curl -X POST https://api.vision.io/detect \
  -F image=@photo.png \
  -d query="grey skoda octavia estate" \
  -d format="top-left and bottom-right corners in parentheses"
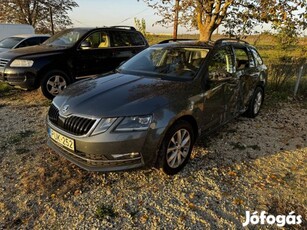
top-left (47, 39), bottom-right (267, 175)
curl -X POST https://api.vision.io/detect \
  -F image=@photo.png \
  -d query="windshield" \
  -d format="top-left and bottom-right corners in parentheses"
top-left (43, 28), bottom-right (89, 47)
top-left (119, 46), bottom-right (209, 80)
top-left (0, 37), bottom-right (23, 49)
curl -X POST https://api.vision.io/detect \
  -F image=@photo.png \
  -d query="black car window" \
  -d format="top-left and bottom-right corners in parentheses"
top-left (111, 31), bottom-right (132, 47)
top-left (83, 31), bottom-right (110, 49)
top-left (129, 32), bottom-right (146, 46)
top-left (39, 36), bottom-right (49, 44)
top-left (110, 31), bottom-right (145, 47)
top-left (234, 47), bottom-right (249, 70)
top-left (17, 37), bottom-right (41, 48)
top-left (208, 46), bottom-right (234, 80)
top-left (250, 48), bottom-right (263, 66)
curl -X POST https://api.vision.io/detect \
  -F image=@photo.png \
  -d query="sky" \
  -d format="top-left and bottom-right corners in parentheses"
top-left (68, 0), bottom-right (198, 34)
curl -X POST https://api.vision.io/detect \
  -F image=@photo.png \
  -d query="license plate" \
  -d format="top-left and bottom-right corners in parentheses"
top-left (49, 128), bottom-right (75, 151)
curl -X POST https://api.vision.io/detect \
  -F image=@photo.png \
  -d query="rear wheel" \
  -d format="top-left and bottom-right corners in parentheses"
top-left (245, 87), bottom-right (264, 118)
top-left (157, 121), bottom-right (194, 175)
top-left (40, 70), bottom-right (70, 99)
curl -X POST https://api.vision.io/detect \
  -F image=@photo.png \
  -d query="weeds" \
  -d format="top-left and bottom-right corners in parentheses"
top-left (7, 130), bottom-right (35, 145)
top-left (0, 82), bottom-right (14, 96)
top-left (96, 204), bottom-right (117, 220)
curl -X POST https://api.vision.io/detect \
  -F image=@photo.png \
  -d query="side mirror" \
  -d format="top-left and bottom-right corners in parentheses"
top-left (80, 41), bottom-right (91, 50)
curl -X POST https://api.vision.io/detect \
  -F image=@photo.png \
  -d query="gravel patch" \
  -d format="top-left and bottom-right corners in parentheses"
top-left (0, 90), bottom-right (306, 229)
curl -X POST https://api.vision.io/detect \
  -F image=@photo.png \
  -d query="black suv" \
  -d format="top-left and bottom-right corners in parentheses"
top-left (0, 26), bottom-right (148, 99)
top-left (46, 38), bottom-right (267, 174)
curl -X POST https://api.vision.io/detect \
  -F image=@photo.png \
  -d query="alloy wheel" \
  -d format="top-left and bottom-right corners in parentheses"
top-left (166, 128), bottom-right (191, 168)
top-left (253, 91), bottom-right (262, 115)
top-left (46, 75), bottom-right (67, 95)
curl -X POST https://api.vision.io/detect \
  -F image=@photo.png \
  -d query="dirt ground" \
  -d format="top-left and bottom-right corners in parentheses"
top-left (0, 89), bottom-right (306, 229)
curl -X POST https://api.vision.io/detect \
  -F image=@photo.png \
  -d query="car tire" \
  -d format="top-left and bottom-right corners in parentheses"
top-left (40, 70), bottom-right (70, 99)
top-left (245, 87), bottom-right (264, 118)
top-left (157, 120), bottom-right (195, 175)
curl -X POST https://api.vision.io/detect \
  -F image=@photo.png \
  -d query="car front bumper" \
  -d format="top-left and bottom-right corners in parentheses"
top-left (0, 66), bottom-right (37, 89)
top-left (47, 121), bottom-right (149, 172)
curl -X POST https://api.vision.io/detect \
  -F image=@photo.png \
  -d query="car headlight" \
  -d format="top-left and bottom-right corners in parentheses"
top-left (115, 115), bottom-right (152, 132)
top-left (10, 59), bottom-right (34, 67)
top-left (92, 118), bottom-right (117, 135)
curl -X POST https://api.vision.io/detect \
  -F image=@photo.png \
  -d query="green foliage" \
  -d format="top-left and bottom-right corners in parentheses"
top-left (275, 26), bottom-right (299, 49)
top-left (0, 82), bottom-right (13, 96)
top-left (96, 204), bottom-right (117, 220)
top-left (134, 17), bottom-right (147, 37)
top-left (0, 0), bottom-right (79, 33)
top-left (141, 0), bottom-right (306, 41)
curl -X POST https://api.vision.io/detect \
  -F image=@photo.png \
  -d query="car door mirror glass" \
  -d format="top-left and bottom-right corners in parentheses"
top-left (80, 41), bottom-right (91, 49)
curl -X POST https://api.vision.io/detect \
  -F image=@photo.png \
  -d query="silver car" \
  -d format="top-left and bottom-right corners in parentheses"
top-left (0, 34), bottom-right (50, 53)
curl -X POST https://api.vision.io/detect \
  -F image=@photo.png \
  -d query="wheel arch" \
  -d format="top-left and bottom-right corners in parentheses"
top-left (154, 114), bottom-right (199, 167)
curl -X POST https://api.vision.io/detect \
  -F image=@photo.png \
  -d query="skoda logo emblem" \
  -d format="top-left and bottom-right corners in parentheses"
top-left (62, 105), bottom-right (69, 114)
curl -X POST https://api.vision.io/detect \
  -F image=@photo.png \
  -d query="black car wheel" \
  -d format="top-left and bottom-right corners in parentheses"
top-left (40, 70), bottom-right (70, 99)
top-left (245, 87), bottom-right (264, 118)
top-left (158, 121), bottom-right (194, 175)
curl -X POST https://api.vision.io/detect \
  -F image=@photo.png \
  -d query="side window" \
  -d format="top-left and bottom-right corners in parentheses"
top-left (111, 31), bottom-right (132, 47)
top-left (16, 40), bottom-right (28, 48)
top-left (83, 31), bottom-right (110, 49)
top-left (40, 37), bottom-right (49, 44)
top-left (208, 46), bottom-right (234, 80)
top-left (16, 37), bottom-right (41, 48)
top-left (251, 48), bottom-right (263, 66)
top-left (129, 32), bottom-right (145, 46)
top-left (234, 48), bottom-right (249, 70)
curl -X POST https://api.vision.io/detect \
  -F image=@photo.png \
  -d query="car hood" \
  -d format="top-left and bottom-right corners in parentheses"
top-left (0, 48), bottom-right (10, 53)
top-left (0, 44), bottom-right (65, 59)
top-left (53, 73), bottom-right (199, 118)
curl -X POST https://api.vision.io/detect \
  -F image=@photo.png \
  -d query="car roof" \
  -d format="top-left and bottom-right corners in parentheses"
top-left (10, 34), bottom-right (50, 39)
top-left (153, 40), bottom-right (214, 49)
top-left (153, 38), bottom-right (254, 49)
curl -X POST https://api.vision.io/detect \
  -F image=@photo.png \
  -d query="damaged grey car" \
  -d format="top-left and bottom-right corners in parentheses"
top-left (46, 39), bottom-right (267, 175)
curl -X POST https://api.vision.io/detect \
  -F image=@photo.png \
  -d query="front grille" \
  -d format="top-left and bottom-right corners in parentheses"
top-left (48, 104), bottom-right (97, 136)
top-left (0, 58), bottom-right (9, 67)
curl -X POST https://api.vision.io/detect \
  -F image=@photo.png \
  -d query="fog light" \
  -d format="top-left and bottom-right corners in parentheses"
top-left (112, 152), bottom-right (140, 159)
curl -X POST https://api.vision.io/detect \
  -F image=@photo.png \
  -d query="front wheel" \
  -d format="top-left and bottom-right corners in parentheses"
top-left (157, 121), bottom-right (195, 175)
top-left (40, 70), bottom-right (70, 99)
top-left (245, 87), bottom-right (264, 118)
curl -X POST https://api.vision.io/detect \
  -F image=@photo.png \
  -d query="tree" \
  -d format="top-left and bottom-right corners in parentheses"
top-left (0, 0), bottom-right (78, 34)
top-left (142, 0), bottom-right (306, 41)
top-left (134, 17), bottom-right (147, 37)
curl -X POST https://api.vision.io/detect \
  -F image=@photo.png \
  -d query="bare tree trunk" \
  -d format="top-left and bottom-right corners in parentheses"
top-left (198, 24), bottom-right (214, 41)
top-left (173, 0), bottom-right (180, 40)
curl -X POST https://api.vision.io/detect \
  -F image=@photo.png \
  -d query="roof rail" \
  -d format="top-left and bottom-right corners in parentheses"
top-left (158, 39), bottom-right (196, 44)
top-left (109, 26), bottom-right (136, 31)
top-left (214, 38), bottom-right (249, 45)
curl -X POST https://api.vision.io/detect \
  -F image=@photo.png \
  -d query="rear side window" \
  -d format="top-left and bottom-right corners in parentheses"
top-left (111, 31), bottom-right (145, 47)
top-left (251, 48), bottom-right (263, 66)
top-left (208, 46), bottom-right (235, 77)
top-left (16, 37), bottom-right (41, 48)
top-left (129, 32), bottom-right (146, 46)
top-left (234, 48), bottom-right (249, 70)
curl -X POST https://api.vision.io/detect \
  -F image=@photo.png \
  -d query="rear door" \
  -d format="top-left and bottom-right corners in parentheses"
top-left (233, 45), bottom-right (258, 110)
top-left (109, 30), bottom-right (147, 69)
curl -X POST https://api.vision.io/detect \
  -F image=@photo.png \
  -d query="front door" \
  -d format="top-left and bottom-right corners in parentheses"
top-left (75, 31), bottom-right (113, 77)
top-left (201, 45), bottom-right (238, 131)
